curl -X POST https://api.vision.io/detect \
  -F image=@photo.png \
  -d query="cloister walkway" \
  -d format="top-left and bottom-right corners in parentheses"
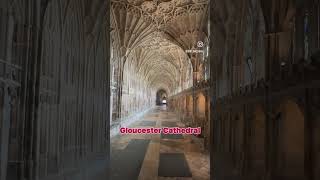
top-left (110, 106), bottom-right (210, 180)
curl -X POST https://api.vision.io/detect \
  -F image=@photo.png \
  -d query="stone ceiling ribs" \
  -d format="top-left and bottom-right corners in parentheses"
top-left (111, 0), bottom-right (208, 94)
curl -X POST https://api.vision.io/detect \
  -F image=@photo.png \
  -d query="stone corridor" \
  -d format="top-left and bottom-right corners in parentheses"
top-left (111, 106), bottom-right (209, 180)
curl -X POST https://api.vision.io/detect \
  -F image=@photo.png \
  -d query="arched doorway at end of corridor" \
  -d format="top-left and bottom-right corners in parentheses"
top-left (156, 89), bottom-right (168, 106)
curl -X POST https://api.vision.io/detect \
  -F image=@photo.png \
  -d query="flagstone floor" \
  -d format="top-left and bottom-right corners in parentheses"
top-left (111, 106), bottom-right (210, 180)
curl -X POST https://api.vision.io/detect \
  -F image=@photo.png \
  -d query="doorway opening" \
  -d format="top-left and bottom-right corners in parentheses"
top-left (156, 89), bottom-right (168, 106)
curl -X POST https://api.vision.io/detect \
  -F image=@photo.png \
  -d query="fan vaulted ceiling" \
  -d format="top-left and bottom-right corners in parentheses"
top-left (111, 0), bottom-right (208, 94)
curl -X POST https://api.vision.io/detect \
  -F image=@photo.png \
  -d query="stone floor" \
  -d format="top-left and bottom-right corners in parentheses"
top-left (111, 106), bottom-right (210, 180)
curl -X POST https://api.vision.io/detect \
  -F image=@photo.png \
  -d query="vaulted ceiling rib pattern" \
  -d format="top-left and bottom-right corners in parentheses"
top-left (111, 1), bottom-right (156, 59)
top-left (111, 0), bottom-right (208, 94)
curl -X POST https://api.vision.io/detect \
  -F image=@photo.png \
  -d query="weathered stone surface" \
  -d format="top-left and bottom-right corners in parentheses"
top-left (1, 0), bottom-right (320, 180)
top-left (0, 0), bottom-right (109, 179)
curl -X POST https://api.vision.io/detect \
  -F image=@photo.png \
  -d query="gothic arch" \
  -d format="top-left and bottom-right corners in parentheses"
top-left (196, 92), bottom-right (206, 116)
top-left (276, 99), bottom-right (305, 178)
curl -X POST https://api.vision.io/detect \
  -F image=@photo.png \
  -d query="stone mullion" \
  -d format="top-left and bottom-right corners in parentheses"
top-left (90, 86), bottom-right (94, 155)
top-left (252, 20), bottom-right (258, 82)
top-left (242, 105), bottom-right (252, 177)
top-left (0, 12), bottom-right (15, 180)
top-left (81, 41), bottom-right (85, 158)
top-left (96, 55), bottom-right (104, 153)
top-left (89, 57), bottom-right (93, 154)
top-left (192, 56), bottom-right (197, 126)
top-left (0, 17), bottom-right (31, 178)
top-left (186, 96), bottom-right (189, 120)
top-left (68, 90), bottom-right (72, 165)
top-left (204, 91), bottom-right (209, 147)
top-left (239, 1), bottom-right (247, 88)
top-left (74, 94), bottom-right (78, 162)
top-left (181, 97), bottom-right (184, 122)
top-left (44, 91), bottom-right (49, 177)
top-left (229, 25), bottom-right (235, 94)
top-left (226, 114), bottom-right (230, 153)
top-left (230, 35), bottom-right (236, 95)
top-left (20, 1), bottom-right (45, 177)
top-left (93, 84), bottom-right (97, 154)
top-left (67, 98), bottom-right (71, 165)
top-left (59, 98), bottom-right (65, 168)
top-left (249, 105), bottom-right (257, 175)
top-left (235, 113), bottom-right (242, 172)
top-left (179, 97), bottom-right (182, 119)
top-left (252, 7), bottom-right (261, 82)
top-left (116, 58), bottom-right (125, 120)
top-left (76, 47), bottom-right (83, 162)
top-left (56, 34), bottom-right (62, 170)
top-left (68, 68), bottom-right (73, 166)
top-left (16, 22), bottom-right (33, 179)
top-left (63, 54), bottom-right (69, 167)
top-left (13, 24), bottom-right (29, 177)
top-left (86, 55), bottom-right (90, 155)
top-left (77, 43), bottom-right (83, 161)
top-left (52, 56), bottom-right (58, 173)
top-left (101, 45), bottom-right (106, 151)
top-left (80, 48), bottom-right (87, 159)
top-left (76, 40), bottom-right (82, 160)
top-left (307, 1), bottom-right (320, 54)
top-left (184, 96), bottom-right (187, 120)
top-left (192, 94), bottom-right (196, 126)
top-left (264, 30), bottom-right (274, 180)
top-left (84, 52), bottom-right (90, 158)
top-left (74, 55), bottom-right (79, 163)
top-left (90, 86), bottom-right (94, 154)
top-left (103, 53), bottom-right (108, 153)
top-left (111, 60), bottom-right (119, 121)
top-left (233, 113), bottom-right (239, 166)
top-left (225, 33), bottom-right (232, 95)
top-left (229, 113), bottom-right (234, 163)
top-left (222, 114), bottom-right (226, 153)
top-left (93, 84), bottom-right (97, 153)
top-left (39, 30), bottom-right (56, 177)
top-left (97, 55), bottom-right (101, 153)
top-left (95, 93), bottom-right (99, 153)
top-left (104, 40), bottom-right (109, 152)
top-left (229, 112), bottom-right (233, 154)
top-left (318, 0), bottom-right (320, 49)
top-left (62, 77), bottom-right (68, 170)
top-left (84, 86), bottom-right (91, 156)
top-left (72, 95), bottom-right (76, 167)
top-left (219, 115), bottom-right (224, 151)
top-left (95, 54), bottom-right (99, 153)
top-left (90, 65), bottom-right (99, 153)
top-left (234, 29), bottom-right (241, 91)
top-left (91, 89), bottom-right (95, 153)
top-left (50, 80), bottom-right (58, 176)
top-left (72, 64), bottom-right (76, 161)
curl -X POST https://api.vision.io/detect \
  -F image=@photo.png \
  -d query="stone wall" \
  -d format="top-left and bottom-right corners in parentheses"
top-left (209, 0), bottom-right (320, 179)
top-left (168, 82), bottom-right (211, 149)
top-left (0, 0), bottom-right (110, 179)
